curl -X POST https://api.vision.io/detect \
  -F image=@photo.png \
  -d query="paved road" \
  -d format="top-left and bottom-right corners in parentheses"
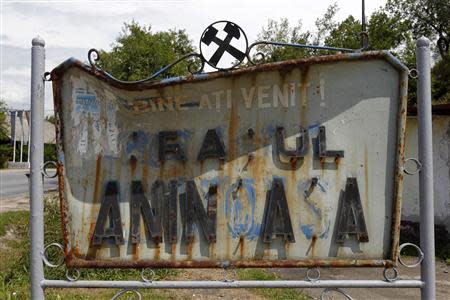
top-left (0, 169), bottom-right (58, 199)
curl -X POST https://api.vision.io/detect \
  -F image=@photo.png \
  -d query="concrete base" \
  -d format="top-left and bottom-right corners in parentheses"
top-left (7, 161), bottom-right (30, 169)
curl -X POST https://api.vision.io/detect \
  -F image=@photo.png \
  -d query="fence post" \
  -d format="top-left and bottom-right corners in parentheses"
top-left (416, 37), bottom-right (436, 300)
top-left (30, 36), bottom-right (46, 299)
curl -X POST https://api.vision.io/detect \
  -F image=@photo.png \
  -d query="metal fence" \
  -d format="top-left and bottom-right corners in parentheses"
top-left (28, 36), bottom-right (436, 299)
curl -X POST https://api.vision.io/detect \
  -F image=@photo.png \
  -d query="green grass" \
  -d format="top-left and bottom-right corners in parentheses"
top-left (0, 196), bottom-right (175, 299)
top-left (0, 210), bottom-right (29, 236)
top-left (237, 269), bottom-right (311, 300)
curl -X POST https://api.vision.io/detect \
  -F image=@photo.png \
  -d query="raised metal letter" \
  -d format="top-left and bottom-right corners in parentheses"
top-left (197, 129), bottom-right (226, 161)
top-left (159, 131), bottom-right (187, 162)
top-left (130, 181), bottom-right (162, 244)
top-left (92, 181), bottom-right (124, 245)
top-left (275, 126), bottom-right (309, 159)
top-left (262, 178), bottom-right (295, 243)
top-left (180, 181), bottom-right (217, 243)
top-left (318, 126), bottom-right (344, 158)
top-left (336, 178), bottom-right (369, 243)
top-left (162, 180), bottom-right (178, 244)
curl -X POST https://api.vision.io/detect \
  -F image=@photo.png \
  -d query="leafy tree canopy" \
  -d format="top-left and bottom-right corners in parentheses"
top-left (99, 3), bottom-right (448, 104)
top-left (387, 0), bottom-right (450, 58)
top-left (98, 21), bottom-right (198, 81)
top-left (0, 100), bottom-right (9, 142)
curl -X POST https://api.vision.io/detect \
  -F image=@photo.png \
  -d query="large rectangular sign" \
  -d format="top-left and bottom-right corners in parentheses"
top-left (52, 52), bottom-right (408, 268)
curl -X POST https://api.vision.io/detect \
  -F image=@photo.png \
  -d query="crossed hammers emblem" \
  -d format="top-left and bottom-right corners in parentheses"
top-left (201, 22), bottom-right (247, 68)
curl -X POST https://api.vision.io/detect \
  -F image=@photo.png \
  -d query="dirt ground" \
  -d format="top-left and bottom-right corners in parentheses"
top-left (0, 190), bottom-right (57, 212)
top-left (162, 269), bottom-right (267, 300)
top-left (274, 258), bottom-right (450, 299)
top-left (0, 194), bottom-right (31, 212)
top-left (161, 262), bottom-right (450, 300)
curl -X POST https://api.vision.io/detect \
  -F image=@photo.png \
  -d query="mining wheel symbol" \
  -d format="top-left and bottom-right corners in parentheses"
top-left (200, 21), bottom-right (248, 70)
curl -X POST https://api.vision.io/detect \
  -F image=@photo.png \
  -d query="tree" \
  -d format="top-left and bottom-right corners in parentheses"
top-left (0, 100), bottom-right (8, 141)
top-left (252, 3), bottom-right (445, 105)
top-left (387, 0), bottom-right (450, 58)
top-left (0, 99), bottom-right (12, 168)
top-left (252, 18), bottom-right (313, 63)
top-left (324, 15), bottom-right (361, 50)
top-left (98, 21), bottom-right (198, 81)
top-left (255, 5), bottom-right (410, 62)
top-left (432, 55), bottom-right (450, 103)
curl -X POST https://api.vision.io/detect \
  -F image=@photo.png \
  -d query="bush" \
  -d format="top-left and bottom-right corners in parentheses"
top-left (44, 143), bottom-right (57, 163)
top-left (0, 143), bottom-right (56, 168)
top-left (0, 143), bottom-right (13, 168)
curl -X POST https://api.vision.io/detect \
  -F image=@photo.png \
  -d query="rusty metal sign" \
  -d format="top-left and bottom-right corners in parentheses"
top-left (51, 51), bottom-right (408, 268)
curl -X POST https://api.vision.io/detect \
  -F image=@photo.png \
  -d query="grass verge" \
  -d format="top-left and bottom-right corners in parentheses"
top-left (0, 195), bottom-right (175, 299)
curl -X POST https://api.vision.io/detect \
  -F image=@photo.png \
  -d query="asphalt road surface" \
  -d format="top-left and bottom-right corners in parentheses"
top-left (0, 169), bottom-right (58, 200)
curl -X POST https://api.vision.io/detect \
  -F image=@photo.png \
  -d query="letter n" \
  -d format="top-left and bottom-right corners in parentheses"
top-left (180, 180), bottom-right (217, 243)
top-left (130, 181), bottom-right (162, 244)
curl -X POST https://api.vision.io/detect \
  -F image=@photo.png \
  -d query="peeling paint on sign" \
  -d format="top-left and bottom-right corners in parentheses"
top-left (51, 51), bottom-right (408, 268)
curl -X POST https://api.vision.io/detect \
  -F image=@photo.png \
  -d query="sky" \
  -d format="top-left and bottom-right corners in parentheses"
top-left (0, 0), bottom-right (387, 113)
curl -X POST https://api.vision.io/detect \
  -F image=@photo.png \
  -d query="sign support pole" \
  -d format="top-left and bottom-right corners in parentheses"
top-left (30, 36), bottom-right (46, 300)
top-left (12, 111), bottom-right (16, 162)
top-left (416, 37), bottom-right (436, 300)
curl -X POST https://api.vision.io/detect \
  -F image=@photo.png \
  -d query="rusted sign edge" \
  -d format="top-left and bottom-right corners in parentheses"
top-left (390, 65), bottom-right (409, 267)
top-left (66, 256), bottom-right (395, 269)
top-left (50, 51), bottom-right (408, 91)
top-left (52, 52), bottom-right (408, 268)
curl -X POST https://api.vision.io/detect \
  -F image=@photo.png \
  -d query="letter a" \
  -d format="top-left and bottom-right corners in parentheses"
top-left (262, 178), bottom-right (295, 243)
top-left (92, 181), bottom-right (124, 245)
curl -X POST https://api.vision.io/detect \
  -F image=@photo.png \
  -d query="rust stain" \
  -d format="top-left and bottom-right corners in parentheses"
top-left (311, 235), bottom-right (317, 257)
top-left (199, 160), bottom-right (204, 175)
top-left (299, 65), bottom-right (310, 127)
top-left (159, 161), bottom-right (165, 179)
top-left (142, 165), bottom-right (149, 189)
top-left (334, 157), bottom-right (341, 167)
top-left (132, 244), bottom-right (139, 261)
top-left (364, 144), bottom-right (369, 210)
top-left (129, 155), bottom-right (138, 177)
top-left (154, 244), bottom-right (160, 260)
top-left (239, 236), bottom-right (245, 259)
top-left (66, 255), bottom-right (395, 269)
top-left (228, 97), bottom-right (239, 160)
top-left (209, 242), bottom-right (216, 259)
top-left (171, 243), bottom-right (177, 260)
top-left (92, 155), bottom-right (102, 205)
top-left (187, 241), bottom-right (193, 260)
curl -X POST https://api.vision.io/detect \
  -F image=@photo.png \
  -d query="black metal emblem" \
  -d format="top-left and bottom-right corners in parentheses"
top-left (200, 21), bottom-right (248, 70)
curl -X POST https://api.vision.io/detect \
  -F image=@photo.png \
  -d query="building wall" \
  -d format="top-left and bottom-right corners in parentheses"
top-left (402, 115), bottom-right (450, 232)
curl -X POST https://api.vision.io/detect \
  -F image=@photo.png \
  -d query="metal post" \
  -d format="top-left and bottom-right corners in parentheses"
top-left (19, 111), bottom-right (24, 163)
top-left (30, 36), bottom-right (46, 299)
top-left (416, 37), bottom-right (436, 300)
top-left (12, 112), bottom-right (16, 163)
top-left (27, 114), bottom-right (31, 166)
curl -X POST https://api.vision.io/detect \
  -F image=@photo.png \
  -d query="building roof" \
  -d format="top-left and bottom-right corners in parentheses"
top-left (5, 112), bottom-right (56, 144)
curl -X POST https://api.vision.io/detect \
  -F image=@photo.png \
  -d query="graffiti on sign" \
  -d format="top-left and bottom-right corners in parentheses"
top-left (51, 51), bottom-right (408, 268)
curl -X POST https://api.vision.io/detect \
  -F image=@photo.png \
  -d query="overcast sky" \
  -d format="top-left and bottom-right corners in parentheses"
top-left (0, 0), bottom-right (387, 113)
